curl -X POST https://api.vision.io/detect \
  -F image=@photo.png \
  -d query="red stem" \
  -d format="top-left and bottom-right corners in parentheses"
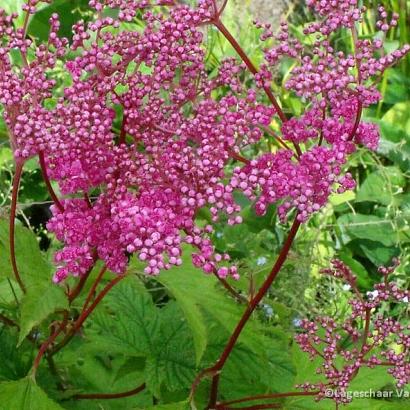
top-left (208, 373), bottom-right (220, 408)
top-left (192, 217), bottom-right (301, 406)
top-left (213, 272), bottom-right (247, 304)
top-left (348, 101), bottom-right (362, 141)
top-left (31, 314), bottom-right (68, 378)
top-left (213, 19), bottom-right (286, 123)
top-left (220, 391), bottom-right (320, 406)
top-left (74, 383), bottom-right (146, 400)
top-left (75, 274), bottom-right (126, 330)
top-left (50, 274), bottom-right (126, 356)
top-left (119, 113), bottom-right (127, 144)
top-left (214, 217), bottom-right (300, 367)
top-left (227, 148), bottom-right (250, 165)
top-left (9, 161), bottom-right (26, 293)
top-left (348, 26), bottom-right (363, 142)
top-left (81, 265), bottom-right (107, 313)
top-left (67, 251), bottom-right (98, 303)
top-left (217, 404), bottom-right (281, 410)
top-left (213, 18), bottom-right (303, 159)
top-left (0, 312), bottom-right (19, 328)
top-left (39, 151), bottom-right (64, 212)
top-left (261, 126), bottom-right (293, 152)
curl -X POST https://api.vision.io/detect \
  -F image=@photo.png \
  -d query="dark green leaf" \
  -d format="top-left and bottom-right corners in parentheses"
top-left (27, 0), bottom-right (91, 42)
top-left (337, 214), bottom-right (398, 247)
top-left (88, 276), bottom-right (160, 357)
top-left (18, 282), bottom-right (68, 345)
top-left (145, 303), bottom-right (196, 395)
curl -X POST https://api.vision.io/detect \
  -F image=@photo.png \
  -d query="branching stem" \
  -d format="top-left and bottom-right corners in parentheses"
top-left (50, 274), bottom-right (126, 356)
top-left (191, 217), bottom-right (301, 406)
top-left (73, 383), bottom-right (146, 400)
top-left (218, 391), bottom-right (320, 407)
top-left (10, 160), bottom-right (26, 293)
top-left (39, 151), bottom-right (64, 212)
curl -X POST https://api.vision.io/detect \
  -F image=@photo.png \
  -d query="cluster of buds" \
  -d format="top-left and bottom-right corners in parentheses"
top-left (295, 259), bottom-right (410, 404)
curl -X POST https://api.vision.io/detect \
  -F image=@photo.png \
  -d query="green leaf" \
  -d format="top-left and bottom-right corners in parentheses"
top-left (145, 303), bottom-right (196, 395)
top-left (0, 377), bottom-right (64, 410)
top-left (155, 249), bottom-right (296, 390)
top-left (383, 69), bottom-right (410, 104)
top-left (0, 219), bottom-right (53, 286)
top-left (338, 251), bottom-right (371, 289)
top-left (0, 279), bottom-right (23, 309)
top-left (88, 276), bottom-right (160, 357)
top-left (356, 167), bottom-right (405, 205)
top-left (358, 240), bottom-right (400, 266)
top-left (337, 214), bottom-right (398, 247)
top-left (144, 402), bottom-right (189, 410)
top-left (377, 121), bottom-right (410, 171)
top-left (27, 0), bottom-right (91, 42)
top-left (155, 251), bottom-right (264, 364)
top-left (349, 366), bottom-right (394, 392)
top-left (0, 0), bottom-right (26, 26)
top-left (382, 101), bottom-right (410, 134)
top-left (18, 282), bottom-right (68, 345)
top-left (330, 190), bottom-right (356, 206)
top-left (0, 147), bottom-right (13, 167)
top-left (153, 263), bottom-right (207, 366)
top-left (0, 327), bottom-right (32, 382)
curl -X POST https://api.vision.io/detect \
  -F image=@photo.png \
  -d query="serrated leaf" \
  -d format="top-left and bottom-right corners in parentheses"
top-left (88, 276), bottom-right (160, 357)
top-left (153, 264), bottom-right (207, 366)
top-left (155, 251), bottom-right (267, 364)
top-left (337, 214), bottom-right (397, 247)
top-left (156, 251), bottom-right (295, 395)
top-left (0, 219), bottom-right (53, 286)
top-left (0, 377), bottom-right (64, 410)
top-left (377, 121), bottom-right (410, 171)
top-left (356, 167), bottom-right (405, 205)
top-left (145, 303), bottom-right (196, 395)
top-left (18, 282), bottom-right (67, 345)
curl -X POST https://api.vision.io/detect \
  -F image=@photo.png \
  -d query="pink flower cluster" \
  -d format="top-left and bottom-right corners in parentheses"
top-left (229, 144), bottom-right (356, 222)
top-left (295, 259), bottom-right (410, 404)
top-left (0, 0), bottom-right (408, 282)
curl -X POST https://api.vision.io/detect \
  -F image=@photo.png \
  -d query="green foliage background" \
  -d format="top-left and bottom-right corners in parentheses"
top-left (0, 0), bottom-right (409, 409)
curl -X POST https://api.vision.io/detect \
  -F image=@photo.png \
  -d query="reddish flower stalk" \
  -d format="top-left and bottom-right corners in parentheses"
top-left (212, 17), bottom-right (302, 158)
top-left (31, 274), bottom-right (125, 375)
top-left (191, 217), bottom-right (301, 406)
top-left (213, 272), bottom-right (247, 304)
top-left (212, 19), bottom-right (286, 123)
top-left (80, 264), bottom-right (107, 313)
top-left (119, 113), bottom-right (127, 145)
top-left (50, 274), bottom-right (126, 357)
top-left (217, 403), bottom-right (281, 410)
top-left (73, 382), bottom-right (146, 400)
top-left (0, 312), bottom-right (19, 328)
top-left (78, 277), bottom-right (125, 318)
top-left (39, 151), bottom-right (64, 212)
top-left (9, 160), bottom-right (26, 294)
top-left (218, 391), bottom-right (320, 407)
top-left (31, 312), bottom-right (69, 378)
